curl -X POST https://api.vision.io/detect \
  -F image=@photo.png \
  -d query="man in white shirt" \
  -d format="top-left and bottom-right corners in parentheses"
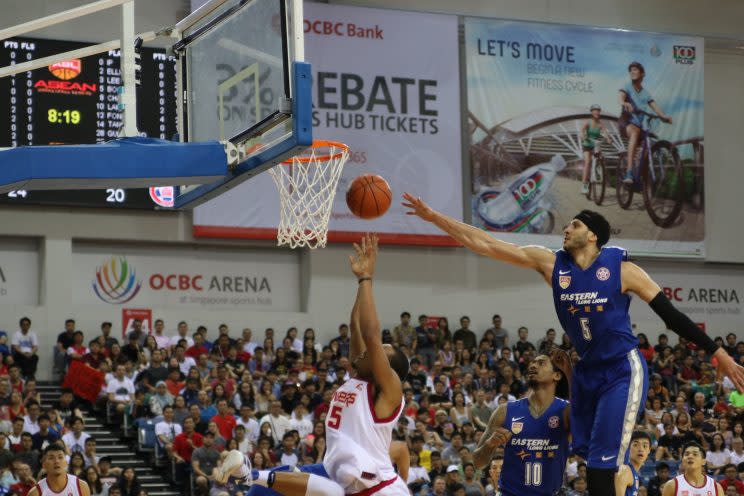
top-left (169, 321), bottom-right (194, 351)
top-left (61, 416), bottom-right (90, 454)
top-left (730, 437), bottom-right (744, 470)
top-left (288, 404), bottom-right (312, 440)
top-left (236, 405), bottom-right (260, 445)
top-left (153, 319), bottom-right (171, 350)
top-left (242, 328), bottom-right (258, 355)
top-left (174, 345), bottom-right (197, 376)
top-left (12, 317), bottom-right (39, 378)
top-left (155, 405), bottom-right (182, 459)
top-left (106, 364), bottom-right (135, 415)
top-left (22, 401), bottom-right (41, 435)
top-left (234, 425), bottom-right (252, 454)
top-left (258, 401), bottom-right (290, 446)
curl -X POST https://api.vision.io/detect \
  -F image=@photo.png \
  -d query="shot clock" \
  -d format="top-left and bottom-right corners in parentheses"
top-left (0, 36), bottom-right (178, 208)
top-left (47, 109), bottom-right (82, 125)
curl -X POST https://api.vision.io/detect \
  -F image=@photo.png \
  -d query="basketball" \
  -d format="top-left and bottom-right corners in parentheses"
top-left (346, 174), bottom-right (392, 219)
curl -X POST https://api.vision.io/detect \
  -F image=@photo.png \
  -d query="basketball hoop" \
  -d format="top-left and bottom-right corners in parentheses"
top-left (268, 140), bottom-right (349, 249)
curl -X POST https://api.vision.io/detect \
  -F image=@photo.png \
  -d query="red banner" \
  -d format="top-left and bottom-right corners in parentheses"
top-left (62, 360), bottom-right (105, 402)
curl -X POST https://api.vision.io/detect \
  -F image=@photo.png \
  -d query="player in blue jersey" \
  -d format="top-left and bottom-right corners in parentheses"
top-left (403, 196), bottom-right (744, 495)
top-left (473, 350), bottom-right (572, 495)
top-left (615, 431), bottom-right (651, 496)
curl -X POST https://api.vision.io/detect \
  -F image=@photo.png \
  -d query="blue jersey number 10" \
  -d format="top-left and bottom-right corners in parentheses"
top-left (524, 462), bottom-right (542, 486)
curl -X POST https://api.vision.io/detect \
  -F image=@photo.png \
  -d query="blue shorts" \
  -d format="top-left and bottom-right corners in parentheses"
top-left (571, 348), bottom-right (648, 469)
top-left (245, 464), bottom-right (329, 495)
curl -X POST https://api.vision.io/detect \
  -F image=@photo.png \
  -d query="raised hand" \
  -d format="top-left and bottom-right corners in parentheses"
top-left (715, 348), bottom-right (744, 393)
top-left (348, 233), bottom-right (379, 279)
top-left (401, 193), bottom-right (437, 222)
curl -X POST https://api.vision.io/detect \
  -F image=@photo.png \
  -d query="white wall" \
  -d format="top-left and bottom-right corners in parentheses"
top-left (0, 0), bottom-right (743, 379)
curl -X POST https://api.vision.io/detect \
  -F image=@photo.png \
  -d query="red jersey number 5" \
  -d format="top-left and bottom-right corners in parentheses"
top-left (327, 405), bottom-right (343, 429)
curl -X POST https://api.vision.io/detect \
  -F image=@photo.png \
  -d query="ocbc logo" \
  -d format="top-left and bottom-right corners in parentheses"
top-left (149, 274), bottom-right (203, 291)
top-left (663, 286), bottom-right (684, 302)
top-left (303, 19), bottom-right (344, 36)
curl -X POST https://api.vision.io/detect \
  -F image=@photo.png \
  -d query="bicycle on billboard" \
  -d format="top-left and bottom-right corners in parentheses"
top-left (616, 110), bottom-right (684, 228)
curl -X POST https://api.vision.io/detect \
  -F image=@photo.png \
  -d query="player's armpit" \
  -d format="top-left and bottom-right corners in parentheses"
top-left (26, 487), bottom-right (39, 496)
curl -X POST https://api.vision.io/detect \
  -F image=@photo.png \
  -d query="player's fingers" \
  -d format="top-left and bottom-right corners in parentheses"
top-left (352, 243), bottom-right (362, 257)
top-left (734, 365), bottom-right (744, 392)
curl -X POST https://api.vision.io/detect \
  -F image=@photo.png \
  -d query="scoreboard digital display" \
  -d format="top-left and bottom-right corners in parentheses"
top-left (0, 37), bottom-right (179, 209)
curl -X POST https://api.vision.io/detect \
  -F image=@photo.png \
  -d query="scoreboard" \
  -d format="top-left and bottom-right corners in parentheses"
top-left (0, 37), bottom-right (179, 209)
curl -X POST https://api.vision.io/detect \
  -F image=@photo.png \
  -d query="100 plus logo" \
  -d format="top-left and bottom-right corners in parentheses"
top-left (673, 45), bottom-right (696, 65)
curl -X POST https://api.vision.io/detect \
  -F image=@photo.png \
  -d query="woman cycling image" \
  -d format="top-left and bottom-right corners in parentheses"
top-left (618, 61), bottom-right (673, 183)
top-left (580, 104), bottom-right (610, 195)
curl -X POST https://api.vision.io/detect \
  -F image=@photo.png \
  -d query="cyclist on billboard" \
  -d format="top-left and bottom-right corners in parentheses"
top-left (581, 104), bottom-right (610, 195)
top-left (618, 62), bottom-right (673, 183)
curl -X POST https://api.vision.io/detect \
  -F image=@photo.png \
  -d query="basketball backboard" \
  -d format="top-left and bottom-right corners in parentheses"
top-left (172, 0), bottom-right (312, 208)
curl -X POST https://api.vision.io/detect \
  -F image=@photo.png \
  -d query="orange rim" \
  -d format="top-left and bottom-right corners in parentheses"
top-left (281, 140), bottom-right (349, 165)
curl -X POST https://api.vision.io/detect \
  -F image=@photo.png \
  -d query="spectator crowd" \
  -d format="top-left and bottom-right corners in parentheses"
top-left (0, 313), bottom-right (741, 496)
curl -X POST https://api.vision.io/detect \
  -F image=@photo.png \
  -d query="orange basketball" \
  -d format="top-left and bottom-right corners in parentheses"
top-left (346, 174), bottom-right (392, 219)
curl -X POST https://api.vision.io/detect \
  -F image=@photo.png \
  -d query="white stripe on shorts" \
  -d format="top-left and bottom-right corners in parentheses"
top-left (616, 349), bottom-right (643, 465)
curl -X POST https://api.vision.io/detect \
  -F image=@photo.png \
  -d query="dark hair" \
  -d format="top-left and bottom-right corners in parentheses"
top-left (101, 322), bottom-right (112, 328)
top-left (400, 311), bottom-right (411, 319)
top-left (681, 441), bottom-right (706, 458)
top-left (628, 61), bottom-right (645, 74)
top-left (85, 466), bottom-right (103, 493)
top-left (389, 348), bottom-right (410, 382)
top-left (655, 462), bottom-right (669, 471)
top-left (19, 317), bottom-right (30, 326)
top-left (43, 443), bottom-right (66, 458)
top-left (631, 430), bottom-right (651, 443)
top-left (65, 319), bottom-right (75, 325)
top-left (724, 463), bottom-right (737, 472)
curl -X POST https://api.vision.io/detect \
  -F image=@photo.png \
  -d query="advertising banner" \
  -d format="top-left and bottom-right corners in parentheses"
top-left (465, 18), bottom-right (704, 257)
top-left (193, 3), bottom-right (462, 245)
top-left (122, 308), bottom-right (152, 338)
top-left (72, 244), bottom-right (300, 311)
top-left (630, 261), bottom-right (743, 333)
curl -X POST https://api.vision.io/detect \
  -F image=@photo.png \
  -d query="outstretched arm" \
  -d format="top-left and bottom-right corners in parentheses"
top-left (622, 261), bottom-right (744, 391)
top-left (349, 235), bottom-right (402, 407)
top-left (349, 290), bottom-right (365, 362)
top-left (402, 194), bottom-right (555, 280)
top-left (473, 404), bottom-right (511, 470)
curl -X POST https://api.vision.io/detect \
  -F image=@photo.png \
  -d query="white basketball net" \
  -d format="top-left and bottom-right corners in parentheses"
top-left (269, 141), bottom-right (349, 249)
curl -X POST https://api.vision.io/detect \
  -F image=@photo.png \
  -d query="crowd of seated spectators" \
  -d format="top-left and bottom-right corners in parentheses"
top-left (0, 312), bottom-right (742, 496)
